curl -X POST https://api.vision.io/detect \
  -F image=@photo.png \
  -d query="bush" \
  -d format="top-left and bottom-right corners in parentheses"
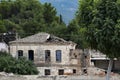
top-left (0, 51), bottom-right (39, 75)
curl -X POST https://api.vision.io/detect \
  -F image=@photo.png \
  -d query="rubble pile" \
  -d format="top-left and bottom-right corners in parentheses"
top-left (87, 67), bottom-right (120, 77)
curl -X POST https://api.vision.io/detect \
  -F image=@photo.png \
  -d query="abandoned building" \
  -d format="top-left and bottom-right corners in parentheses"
top-left (9, 32), bottom-right (85, 75)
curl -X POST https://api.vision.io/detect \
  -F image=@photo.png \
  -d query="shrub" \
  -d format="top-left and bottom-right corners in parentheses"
top-left (13, 57), bottom-right (39, 75)
top-left (0, 51), bottom-right (39, 75)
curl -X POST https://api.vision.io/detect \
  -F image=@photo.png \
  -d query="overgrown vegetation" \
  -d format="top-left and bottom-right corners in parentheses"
top-left (0, 0), bottom-right (66, 37)
top-left (75, 0), bottom-right (120, 80)
top-left (0, 0), bottom-right (84, 48)
top-left (0, 51), bottom-right (39, 75)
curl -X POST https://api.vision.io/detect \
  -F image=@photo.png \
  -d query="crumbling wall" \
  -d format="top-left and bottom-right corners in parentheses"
top-left (81, 49), bottom-right (90, 68)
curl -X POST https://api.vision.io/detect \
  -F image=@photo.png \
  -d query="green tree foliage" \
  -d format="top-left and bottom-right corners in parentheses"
top-left (66, 19), bottom-right (82, 48)
top-left (0, 51), bottom-right (39, 75)
top-left (0, 20), bottom-right (6, 32)
top-left (76, 0), bottom-right (94, 27)
top-left (48, 23), bottom-right (67, 39)
top-left (65, 0), bottom-right (94, 49)
top-left (42, 13), bottom-right (67, 40)
top-left (76, 0), bottom-right (120, 80)
top-left (0, 0), bottom-right (65, 37)
top-left (43, 3), bottom-right (57, 24)
top-left (42, 3), bottom-right (67, 38)
top-left (76, 0), bottom-right (120, 58)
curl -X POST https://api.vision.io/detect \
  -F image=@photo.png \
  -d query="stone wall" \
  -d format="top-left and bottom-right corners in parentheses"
top-left (37, 66), bottom-right (81, 76)
top-left (10, 43), bottom-right (75, 65)
top-left (9, 43), bottom-right (82, 75)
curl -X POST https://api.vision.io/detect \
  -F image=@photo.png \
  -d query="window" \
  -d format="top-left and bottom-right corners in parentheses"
top-left (73, 69), bottom-right (76, 74)
top-left (45, 69), bottom-right (51, 75)
top-left (28, 50), bottom-right (34, 61)
top-left (56, 50), bottom-right (62, 62)
top-left (18, 50), bottom-right (23, 58)
top-left (58, 69), bottom-right (64, 75)
top-left (45, 50), bottom-right (51, 62)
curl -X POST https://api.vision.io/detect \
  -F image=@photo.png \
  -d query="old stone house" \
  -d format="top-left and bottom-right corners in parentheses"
top-left (9, 32), bottom-right (83, 75)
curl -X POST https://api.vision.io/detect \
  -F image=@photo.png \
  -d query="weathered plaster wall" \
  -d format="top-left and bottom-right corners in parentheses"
top-left (37, 66), bottom-right (81, 76)
top-left (10, 43), bottom-right (75, 65)
top-left (10, 43), bottom-right (82, 75)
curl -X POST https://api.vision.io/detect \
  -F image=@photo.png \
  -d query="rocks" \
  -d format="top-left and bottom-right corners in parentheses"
top-left (8, 73), bottom-right (14, 77)
top-left (0, 72), bottom-right (14, 77)
top-left (0, 72), bottom-right (7, 76)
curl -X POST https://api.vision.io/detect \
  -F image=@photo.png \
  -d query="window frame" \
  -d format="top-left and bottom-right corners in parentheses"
top-left (58, 69), bottom-right (64, 75)
top-left (73, 69), bottom-right (76, 74)
top-left (45, 50), bottom-right (51, 62)
top-left (18, 50), bottom-right (23, 58)
top-left (45, 69), bottom-right (51, 75)
top-left (56, 50), bottom-right (62, 62)
top-left (28, 50), bottom-right (34, 61)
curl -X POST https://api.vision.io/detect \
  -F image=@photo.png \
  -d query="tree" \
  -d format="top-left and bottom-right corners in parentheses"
top-left (0, 0), bottom-right (66, 37)
top-left (43, 3), bottom-right (57, 24)
top-left (67, 19), bottom-right (83, 48)
top-left (59, 14), bottom-right (64, 24)
top-left (0, 20), bottom-right (6, 33)
top-left (11, 0), bottom-right (45, 37)
top-left (76, 0), bottom-right (120, 80)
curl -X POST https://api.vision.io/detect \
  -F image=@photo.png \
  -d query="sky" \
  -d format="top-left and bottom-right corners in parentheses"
top-left (40, 0), bottom-right (79, 25)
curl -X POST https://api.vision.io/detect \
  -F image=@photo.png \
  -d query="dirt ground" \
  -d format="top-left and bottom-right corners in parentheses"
top-left (0, 75), bottom-right (120, 80)
top-left (0, 67), bottom-right (120, 80)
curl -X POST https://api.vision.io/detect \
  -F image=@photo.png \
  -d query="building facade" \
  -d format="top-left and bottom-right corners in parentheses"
top-left (9, 33), bottom-right (82, 75)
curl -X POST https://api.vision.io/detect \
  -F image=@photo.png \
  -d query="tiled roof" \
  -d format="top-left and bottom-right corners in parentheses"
top-left (11, 32), bottom-right (50, 43)
top-left (9, 32), bottom-right (76, 45)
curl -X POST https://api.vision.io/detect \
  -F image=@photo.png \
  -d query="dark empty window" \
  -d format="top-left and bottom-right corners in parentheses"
top-left (73, 69), bottom-right (76, 74)
top-left (18, 50), bottom-right (23, 58)
top-left (45, 50), bottom-right (51, 62)
top-left (56, 50), bottom-right (62, 62)
top-left (58, 69), bottom-right (64, 75)
top-left (45, 69), bottom-right (50, 75)
top-left (28, 50), bottom-right (34, 61)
